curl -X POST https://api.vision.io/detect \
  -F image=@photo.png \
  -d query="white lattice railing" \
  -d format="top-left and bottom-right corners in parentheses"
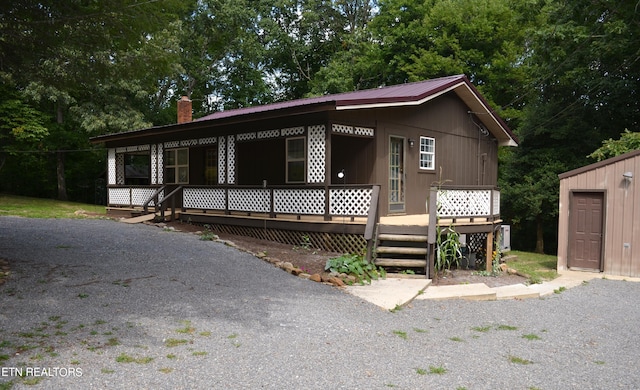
top-left (108, 186), bottom-right (164, 207)
top-left (436, 187), bottom-right (500, 219)
top-left (179, 185), bottom-right (375, 218)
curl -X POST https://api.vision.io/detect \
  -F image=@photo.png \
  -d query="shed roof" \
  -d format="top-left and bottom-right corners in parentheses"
top-left (91, 74), bottom-right (518, 146)
top-left (559, 149), bottom-right (640, 180)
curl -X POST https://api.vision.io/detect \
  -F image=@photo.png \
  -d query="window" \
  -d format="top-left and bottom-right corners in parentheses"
top-left (124, 152), bottom-right (150, 185)
top-left (419, 136), bottom-right (435, 170)
top-left (286, 137), bottom-right (305, 183)
top-left (164, 148), bottom-right (189, 184)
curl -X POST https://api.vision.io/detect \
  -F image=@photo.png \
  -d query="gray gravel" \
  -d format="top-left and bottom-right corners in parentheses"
top-left (1, 216), bottom-right (639, 389)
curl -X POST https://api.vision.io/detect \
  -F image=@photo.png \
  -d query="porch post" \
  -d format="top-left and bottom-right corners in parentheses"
top-left (107, 148), bottom-right (116, 185)
top-left (427, 187), bottom-right (438, 279)
top-left (486, 229), bottom-right (494, 273)
top-left (324, 123), bottom-right (331, 221)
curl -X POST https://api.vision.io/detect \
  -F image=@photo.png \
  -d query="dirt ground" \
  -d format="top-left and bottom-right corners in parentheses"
top-left (164, 220), bottom-right (527, 287)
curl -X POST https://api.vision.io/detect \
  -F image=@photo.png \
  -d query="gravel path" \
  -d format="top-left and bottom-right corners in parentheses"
top-left (1, 217), bottom-right (639, 389)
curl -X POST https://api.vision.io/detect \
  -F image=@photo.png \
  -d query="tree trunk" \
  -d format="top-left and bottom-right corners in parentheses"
top-left (535, 215), bottom-right (544, 254)
top-left (56, 151), bottom-right (68, 201)
top-left (55, 103), bottom-right (68, 201)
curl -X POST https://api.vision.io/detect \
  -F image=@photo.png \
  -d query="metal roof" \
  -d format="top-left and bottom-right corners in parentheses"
top-left (91, 74), bottom-right (518, 146)
top-left (559, 149), bottom-right (640, 180)
top-left (196, 74), bottom-right (467, 121)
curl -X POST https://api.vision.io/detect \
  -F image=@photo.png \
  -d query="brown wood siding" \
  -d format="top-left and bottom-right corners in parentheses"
top-left (333, 92), bottom-right (500, 216)
top-left (329, 134), bottom-right (375, 185)
top-left (236, 138), bottom-right (285, 185)
top-left (558, 153), bottom-right (640, 277)
top-left (189, 146), bottom-right (206, 185)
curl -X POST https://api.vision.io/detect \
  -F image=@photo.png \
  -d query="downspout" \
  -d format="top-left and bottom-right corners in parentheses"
top-left (468, 112), bottom-right (489, 185)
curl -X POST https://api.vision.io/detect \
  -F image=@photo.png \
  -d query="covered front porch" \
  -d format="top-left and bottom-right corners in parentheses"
top-left (106, 183), bottom-right (501, 277)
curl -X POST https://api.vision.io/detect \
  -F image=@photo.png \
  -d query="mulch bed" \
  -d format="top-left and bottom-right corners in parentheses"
top-left (164, 220), bottom-right (528, 287)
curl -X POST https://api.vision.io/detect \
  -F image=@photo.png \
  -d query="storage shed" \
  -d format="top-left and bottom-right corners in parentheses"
top-left (557, 150), bottom-right (640, 277)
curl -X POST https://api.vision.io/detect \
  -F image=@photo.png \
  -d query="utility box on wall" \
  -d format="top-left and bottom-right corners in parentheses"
top-left (500, 225), bottom-right (511, 252)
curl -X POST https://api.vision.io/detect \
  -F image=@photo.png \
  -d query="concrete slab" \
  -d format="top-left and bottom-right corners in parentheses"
top-left (528, 270), bottom-right (600, 297)
top-left (417, 283), bottom-right (496, 301)
top-left (341, 270), bottom-right (640, 309)
top-left (344, 278), bottom-right (431, 310)
top-left (494, 283), bottom-right (539, 300)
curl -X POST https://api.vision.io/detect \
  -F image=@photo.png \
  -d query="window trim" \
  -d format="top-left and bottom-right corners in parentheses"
top-left (419, 136), bottom-right (436, 170)
top-left (286, 137), bottom-right (306, 184)
top-left (164, 148), bottom-right (189, 184)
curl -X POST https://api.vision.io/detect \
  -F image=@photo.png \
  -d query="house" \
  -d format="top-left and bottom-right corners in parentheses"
top-left (558, 150), bottom-right (640, 277)
top-left (90, 74), bottom-right (517, 277)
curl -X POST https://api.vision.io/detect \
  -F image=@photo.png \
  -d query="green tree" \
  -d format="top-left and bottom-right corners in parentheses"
top-left (589, 130), bottom-right (640, 161)
top-left (0, 0), bottom-right (186, 199)
top-left (0, 80), bottom-right (49, 172)
top-left (501, 0), bottom-right (640, 253)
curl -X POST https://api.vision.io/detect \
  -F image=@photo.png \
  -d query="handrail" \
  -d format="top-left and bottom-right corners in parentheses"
top-left (142, 185), bottom-right (166, 213)
top-left (363, 185), bottom-right (380, 263)
top-left (156, 185), bottom-right (183, 221)
top-left (364, 185), bottom-right (380, 240)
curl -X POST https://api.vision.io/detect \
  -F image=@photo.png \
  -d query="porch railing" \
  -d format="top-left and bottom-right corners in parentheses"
top-left (182, 184), bottom-right (377, 220)
top-left (107, 185), bottom-right (164, 207)
top-left (434, 185), bottom-right (500, 220)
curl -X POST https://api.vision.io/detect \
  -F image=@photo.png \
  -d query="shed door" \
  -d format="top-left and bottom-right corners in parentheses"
top-left (568, 192), bottom-right (603, 270)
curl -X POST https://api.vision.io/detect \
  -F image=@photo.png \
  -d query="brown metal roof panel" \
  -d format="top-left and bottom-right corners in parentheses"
top-left (196, 75), bottom-right (467, 121)
top-left (195, 97), bottom-right (337, 121)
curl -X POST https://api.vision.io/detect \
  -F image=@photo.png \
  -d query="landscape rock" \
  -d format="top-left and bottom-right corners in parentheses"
top-left (327, 276), bottom-right (345, 287)
top-left (309, 274), bottom-right (322, 282)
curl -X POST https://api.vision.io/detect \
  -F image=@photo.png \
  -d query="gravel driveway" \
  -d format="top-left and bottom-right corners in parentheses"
top-left (1, 217), bottom-right (639, 389)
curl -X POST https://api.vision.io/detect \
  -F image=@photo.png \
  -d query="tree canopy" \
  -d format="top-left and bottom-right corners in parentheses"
top-left (2, 0), bottom-right (640, 251)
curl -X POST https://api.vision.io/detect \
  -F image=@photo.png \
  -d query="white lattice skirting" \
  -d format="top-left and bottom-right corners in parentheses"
top-left (183, 188), bottom-right (226, 210)
top-left (437, 189), bottom-right (494, 217)
top-left (274, 189), bottom-right (325, 215)
top-left (182, 187), bottom-right (373, 217)
top-left (329, 188), bottom-right (372, 216)
top-left (108, 188), bottom-right (163, 207)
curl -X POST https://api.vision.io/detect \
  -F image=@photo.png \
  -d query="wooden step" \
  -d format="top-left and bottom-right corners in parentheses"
top-left (376, 246), bottom-right (428, 255)
top-left (377, 224), bottom-right (428, 235)
top-left (121, 213), bottom-right (156, 224)
top-left (374, 258), bottom-right (428, 268)
top-left (378, 233), bottom-right (428, 242)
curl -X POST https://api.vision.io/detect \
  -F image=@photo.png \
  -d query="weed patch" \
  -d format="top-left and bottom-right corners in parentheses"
top-left (508, 355), bottom-right (533, 365)
top-left (176, 320), bottom-right (196, 334)
top-left (164, 338), bottom-right (189, 347)
top-left (115, 353), bottom-right (154, 364)
top-left (428, 365), bottom-right (447, 375)
top-left (392, 330), bottom-right (408, 340)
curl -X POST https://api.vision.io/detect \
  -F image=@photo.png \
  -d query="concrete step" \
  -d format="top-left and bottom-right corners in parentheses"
top-left (417, 283), bottom-right (497, 301)
top-left (376, 246), bottom-right (428, 256)
top-left (494, 284), bottom-right (540, 300)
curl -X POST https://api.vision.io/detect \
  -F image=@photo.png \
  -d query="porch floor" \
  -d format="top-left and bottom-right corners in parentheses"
top-left (380, 214), bottom-right (501, 227)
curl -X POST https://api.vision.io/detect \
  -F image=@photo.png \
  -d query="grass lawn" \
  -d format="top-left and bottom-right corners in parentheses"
top-left (504, 250), bottom-right (558, 283)
top-left (0, 194), bottom-right (107, 219)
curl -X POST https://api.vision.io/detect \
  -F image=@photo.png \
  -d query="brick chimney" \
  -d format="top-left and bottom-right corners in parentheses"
top-left (177, 96), bottom-right (192, 124)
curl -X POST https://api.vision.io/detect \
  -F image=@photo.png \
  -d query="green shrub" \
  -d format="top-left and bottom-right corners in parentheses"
top-left (325, 253), bottom-right (386, 285)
